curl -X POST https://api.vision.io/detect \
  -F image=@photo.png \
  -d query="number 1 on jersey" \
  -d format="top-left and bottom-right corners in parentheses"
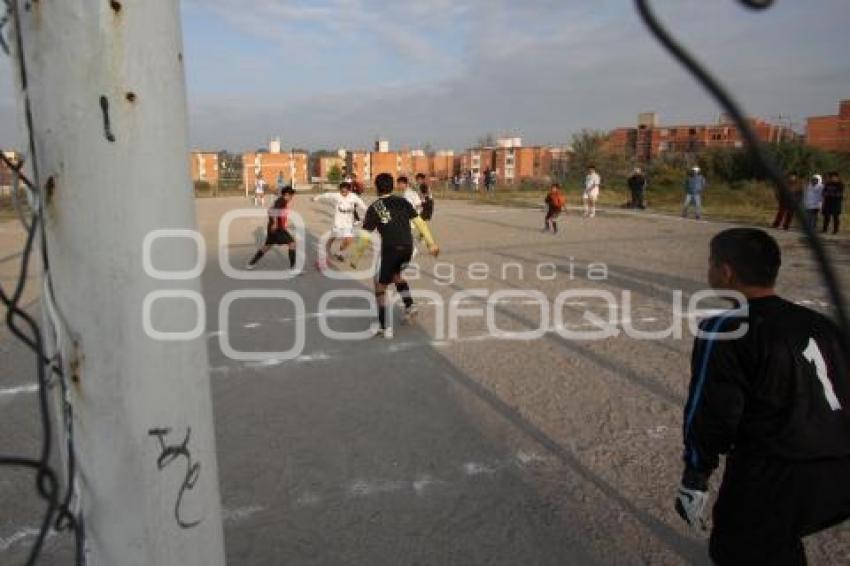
top-left (803, 337), bottom-right (842, 411)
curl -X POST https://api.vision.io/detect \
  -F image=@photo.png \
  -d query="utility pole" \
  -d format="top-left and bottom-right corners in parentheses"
top-left (10, 2), bottom-right (226, 564)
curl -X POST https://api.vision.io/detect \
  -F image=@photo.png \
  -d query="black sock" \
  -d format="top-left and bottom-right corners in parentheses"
top-left (249, 249), bottom-right (264, 265)
top-left (553, 221), bottom-right (558, 233)
top-left (378, 305), bottom-right (386, 329)
top-left (288, 249), bottom-right (296, 267)
top-left (396, 282), bottom-right (413, 309)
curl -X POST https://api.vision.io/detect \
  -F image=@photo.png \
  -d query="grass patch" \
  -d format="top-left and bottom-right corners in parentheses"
top-left (433, 180), bottom-right (846, 233)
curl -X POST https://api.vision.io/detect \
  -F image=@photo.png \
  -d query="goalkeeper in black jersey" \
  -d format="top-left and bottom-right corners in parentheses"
top-left (350, 173), bottom-right (439, 339)
top-left (677, 228), bottom-right (850, 565)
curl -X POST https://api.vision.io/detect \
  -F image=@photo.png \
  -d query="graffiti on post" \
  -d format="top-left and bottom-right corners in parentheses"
top-left (148, 427), bottom-right (202, 529)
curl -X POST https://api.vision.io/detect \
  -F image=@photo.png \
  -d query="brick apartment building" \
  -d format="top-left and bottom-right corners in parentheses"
top-left (344, 150), bottom-right (371, 184)
top-left (243, 149), bottom-right (309, 190)
top-left (189, 152), bottom-right (220, 185)
top-left (410, 150), bottom-right (430, 178)
top-left (458, 138), bottom-right (567, 185)
top-left (431, 151), bottom-right (455, 180)
top-left (345, 140), bottom-right (458, 185)
top-left (607, 112), bottom-right (798, 161)
top-left (367, 150), bottom-right (398, 182)
top-left (316, 155), bottom-right (345, 180)
top-left (807, 99), bottom-right (850, 153)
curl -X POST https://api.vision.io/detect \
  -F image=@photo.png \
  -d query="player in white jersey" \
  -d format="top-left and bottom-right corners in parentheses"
top-left (583, 165), bottom-right (601, 218)
top-left (398, 176), bottom-right (424, 258)
top-left (398, 175), bottom-right (422, 214)
top-left (312, 181), bottom-right (367, 265)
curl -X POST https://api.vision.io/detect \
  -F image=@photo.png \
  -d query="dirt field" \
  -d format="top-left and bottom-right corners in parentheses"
top-left (2, 196), bottom-right (849, 564)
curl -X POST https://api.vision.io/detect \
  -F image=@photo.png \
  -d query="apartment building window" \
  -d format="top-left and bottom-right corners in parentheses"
top-left (689, 128), bottom-right (697, 136)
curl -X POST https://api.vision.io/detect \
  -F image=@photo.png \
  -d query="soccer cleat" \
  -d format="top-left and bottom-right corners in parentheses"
top-left (244, 262), bottom-right (256, 270)
top-left (375, 327), bottom-right (394, 339)
top-left (333, 253), bottom-right (345, 262)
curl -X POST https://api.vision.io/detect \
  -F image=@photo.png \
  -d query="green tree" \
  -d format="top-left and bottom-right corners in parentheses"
top-left (327, 164), bottom-right (343, 183)
top-left (570, 129), bottom-right (608, 173)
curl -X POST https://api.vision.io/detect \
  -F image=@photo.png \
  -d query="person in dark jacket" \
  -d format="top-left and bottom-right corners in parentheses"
top-left (676, 228), bottom-right (850, 565)
top-left (771, 172), bottom-right (801, 230)
top-left (627, 167), bottom-right (647, 209)
top-left (821, 171), bottom-right (844, 234)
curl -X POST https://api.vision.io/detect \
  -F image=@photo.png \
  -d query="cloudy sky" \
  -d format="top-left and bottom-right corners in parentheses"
top-left (1, 0), bottom-right (848, 152)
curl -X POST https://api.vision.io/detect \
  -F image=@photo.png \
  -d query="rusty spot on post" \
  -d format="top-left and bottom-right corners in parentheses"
top-left (70, 355), bottom-right (82, 385)
top-left (125, 92), bottom-right (137, 103)
top-left (45, 176), bottom-right (55, 200)
top-left (109, 1), bottom-right (122, 13)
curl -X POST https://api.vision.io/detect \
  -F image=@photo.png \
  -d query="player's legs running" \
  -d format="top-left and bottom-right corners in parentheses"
top-left (246, 231), bottom-right (297, 270)
top-left (373, 246), bottom-right (414, 337)
top-left (336, 235), bottom-right (354, 262)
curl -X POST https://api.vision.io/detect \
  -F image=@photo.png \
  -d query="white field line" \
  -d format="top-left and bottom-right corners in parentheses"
top-left (0, 527), bottom-right (54, 553)
top-left (0, 384), bottom-right (38, 399)
top-left (221, 505), bottom-right (264, 523)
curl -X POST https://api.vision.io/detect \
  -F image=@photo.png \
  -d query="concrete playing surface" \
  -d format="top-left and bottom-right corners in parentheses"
top-left (2, 196), bottom-right (849, 564)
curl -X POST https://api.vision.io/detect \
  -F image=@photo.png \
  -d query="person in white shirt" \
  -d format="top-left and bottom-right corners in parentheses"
top-left (803, 174), bottom-right (824, 230)
top-left (399, 176), bottom-right (424, 257)
top-left (254, 174), bottom-right (267, 208)
top-left (312, 181), bottom-right (367, 265)
top-left (399, 175), bottom-right (422, 214)
top-left (583, 165), bottom-right (601, 218)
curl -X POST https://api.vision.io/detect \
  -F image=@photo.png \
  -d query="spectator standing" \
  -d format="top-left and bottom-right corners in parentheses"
top-left (627, 167), bottom-right (647, 209)
top-left (682, 166), bottom-right (707, 219)
top-left (803, 174), bottom-right (824, 230)
top-left (822, 171), bottom-right (845, 235)
top-left (771, 173), bottom-right (800, 230)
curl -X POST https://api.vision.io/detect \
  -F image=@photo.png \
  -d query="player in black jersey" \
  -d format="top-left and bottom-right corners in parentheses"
top-left (350, 173), bottom-right (439, 338)
top-left (676, 228), bottom-right (850, 565)
top-left (246, 186), bottom-right (298, 270)
top-left (417, 173), bottom-right (434, 222)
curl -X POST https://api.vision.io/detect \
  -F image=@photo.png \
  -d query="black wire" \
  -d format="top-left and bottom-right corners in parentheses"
top-left (0, 211), bottom-right (60, 565)
top-left (0, 3), bottom-right (10, 56)
top-left (0, 151), bottom-right (36, 192)
top-left (1, 1), bottom-right (85, 564)
top-left (634, 0), bottom-right (850, 355)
